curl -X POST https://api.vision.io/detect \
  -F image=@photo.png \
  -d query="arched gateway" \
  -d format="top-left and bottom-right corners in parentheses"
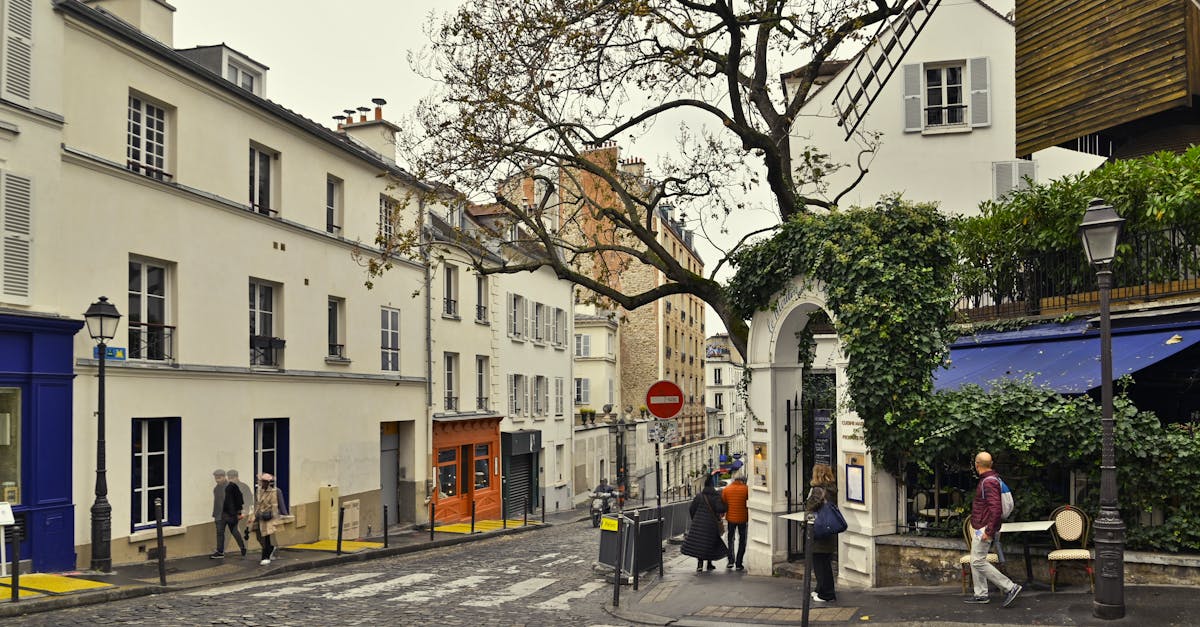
top-left (741, 277), bottom-right (897, 586)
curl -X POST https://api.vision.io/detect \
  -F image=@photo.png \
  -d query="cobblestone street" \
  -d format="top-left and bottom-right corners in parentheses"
top-left (13, 520), bottom-right (624, 626)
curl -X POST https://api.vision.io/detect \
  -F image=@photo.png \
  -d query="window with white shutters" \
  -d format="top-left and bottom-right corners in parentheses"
top-left (575, 333), bottom-right (591, 357)
top-left (2, 0), bottom-right (32, 105)
top-left (1, 171), bottom-right (31, 303)
top-left (903, 57), bottom-right (989, 134)
top-left (574, 377), bottom-right (589, 404)
top-left (993, 160), bottom-right (1037, 200)
top-left (554, 377), bottom-right (564, 416)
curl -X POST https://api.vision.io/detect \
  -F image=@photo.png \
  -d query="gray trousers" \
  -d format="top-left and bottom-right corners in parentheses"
top-left (970, 525), bottom-right (1014, 597)
top-left (216, 515), bottom-right (246, 554)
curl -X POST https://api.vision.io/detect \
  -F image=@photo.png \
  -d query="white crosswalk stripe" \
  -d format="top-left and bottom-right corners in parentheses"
top-left (253, 572), bottom-right (384, 596)
top-left (322, 573), bottom-right (436, 600)
top-left (460, 576), bottom-right (557, 607)
top-left (534, 581), bottom-right (607, 610)
top-left (387, 574), bottom-right (492, 602)
top-left (529, 553), bottom-right (560, 562)
top-left (186, 572), bottom-right (328, 596)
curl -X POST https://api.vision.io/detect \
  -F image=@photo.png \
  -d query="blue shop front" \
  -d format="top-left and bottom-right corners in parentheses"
top-left (0, 309), bottom-right (83, 572)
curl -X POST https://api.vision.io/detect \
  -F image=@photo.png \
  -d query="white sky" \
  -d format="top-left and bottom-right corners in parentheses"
top-left (173, 0), bottom-right (770, 335)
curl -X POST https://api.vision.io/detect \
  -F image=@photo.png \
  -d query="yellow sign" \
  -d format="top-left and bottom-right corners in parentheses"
top-left (600, 517), bottom-right (619, 532)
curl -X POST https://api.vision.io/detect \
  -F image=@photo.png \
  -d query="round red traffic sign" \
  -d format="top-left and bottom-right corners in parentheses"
top-left (645, 380), bottom-right (685, 419)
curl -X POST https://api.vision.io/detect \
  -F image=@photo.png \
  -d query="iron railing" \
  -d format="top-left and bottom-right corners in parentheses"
top-left (476, 396), bottom-right (489, 410)
top-left (328, 343), bottom-right (346, 358)
top-left (444, 298), bottom-right (458, 316)
top-left (444, 395), bottom-right (458, 411)
top-left (476, 304), bottom-right (488, 322)
top-left (250, 335), bottom-right (285, 367)
top-left (128, 322), bottom-right (175, 362)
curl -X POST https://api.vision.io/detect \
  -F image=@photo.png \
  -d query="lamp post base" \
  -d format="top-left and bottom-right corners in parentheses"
top-left (1093, 601), bottom-right (1125, 620)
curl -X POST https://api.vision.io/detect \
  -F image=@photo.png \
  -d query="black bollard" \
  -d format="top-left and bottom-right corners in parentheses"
top-left (336, 506), bottom-right (345, 555)
top-left (611, 515), bottom-right (624, 607)
top-left (383, 505), bottom-right (389, 548)
top-left (9, 525), bottom-right (20, 603)
top-left (541, 498), bottom-right (545, 524)
top-left (471, 501), bottom-right (477, 534)
top-left (802, 511), bottom-right (815, 627)
top-left (632, 510), bottom-right (641, 591)
top-left (154, 498), bottom-right (167, 587)
top-left (502, 498), bottom-right (507, 529)
top-left (430, 500), bottom-right (436, 542)
top-left (523, 498), bottom-right (528, 527)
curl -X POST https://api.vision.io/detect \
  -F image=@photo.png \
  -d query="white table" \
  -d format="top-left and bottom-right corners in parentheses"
top-left (778, 511), bottom-right (810, 523)
top-left (1000, 520), bottom-right (1056, 588)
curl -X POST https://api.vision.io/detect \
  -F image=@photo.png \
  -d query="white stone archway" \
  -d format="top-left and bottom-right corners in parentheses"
top-left (740, 277), bottom-right (897, 587)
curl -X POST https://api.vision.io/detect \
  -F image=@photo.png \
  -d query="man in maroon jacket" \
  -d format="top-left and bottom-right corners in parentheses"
top-left (965, 452), bottom-right (1022, 607)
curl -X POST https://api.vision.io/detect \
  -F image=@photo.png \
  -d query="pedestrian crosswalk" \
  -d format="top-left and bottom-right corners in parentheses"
top-left (187, 568), bottom-right (605, 612)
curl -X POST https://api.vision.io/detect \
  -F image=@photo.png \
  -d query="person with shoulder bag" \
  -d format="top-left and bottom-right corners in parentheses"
top-left (681, 475), bottom-right (728, 572)
top-left (805, 464), bottom-right (841, 603)
top-left (249, 473), bottom-right (288, 565)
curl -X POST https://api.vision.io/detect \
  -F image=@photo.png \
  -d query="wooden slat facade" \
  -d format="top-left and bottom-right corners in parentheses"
top-left (1016, 0), bottom-right (1198, 157)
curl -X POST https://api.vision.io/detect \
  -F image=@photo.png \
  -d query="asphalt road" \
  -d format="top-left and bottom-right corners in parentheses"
top-left (13, 519), bottom-right (626, 627)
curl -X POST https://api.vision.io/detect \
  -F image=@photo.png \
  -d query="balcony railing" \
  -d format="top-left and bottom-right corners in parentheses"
top-left (445, 395), bottom-right (459, 411)
top-left (476, 396), bottom-right (489, 410)
top-left (126, 160), bottom-right (173, 181)
top-left (476, 304), bottom-right (488, 322)
top-left (128, 322), bottom-right (175, 362)
top-left (955, 224), bottom-right (1200, 322)
top-left (250, 335), bottom-right (285, 367)
top-left (328, 343), bottom-right (346, 359)
top-left (444, 298), bottom-right (458, 316)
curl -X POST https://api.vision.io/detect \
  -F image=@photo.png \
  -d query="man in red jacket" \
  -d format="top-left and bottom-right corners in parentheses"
top-left (966, 452), bottom-right (1022, 607)
top-left (721, 473), bottom-right (750, 570)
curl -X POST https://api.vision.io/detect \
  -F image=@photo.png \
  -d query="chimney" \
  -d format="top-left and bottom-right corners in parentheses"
top-left (333, 115), bottom-right (347, 130)
top-left (86, 0), bottom-right (175, 46)
top-left (619, 157), bottom-right (646, 179)
top-left (342, 97), bottom-right (400, 163)
top-left (372, 97), bottom-right (386, 121)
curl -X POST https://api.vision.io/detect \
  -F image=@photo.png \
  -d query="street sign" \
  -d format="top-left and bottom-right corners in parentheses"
top-left (645, 380), bottom-right (684, 419)
top-left (600, 516), bottom-right (619, 532)
top-left (91, 346), bottom-right (127, 361)
top-left (647, 419), bottom-right (680, 444)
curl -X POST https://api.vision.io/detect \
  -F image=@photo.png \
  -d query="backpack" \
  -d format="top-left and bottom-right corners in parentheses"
top-left (988, 476), bottom-right (1014, 520)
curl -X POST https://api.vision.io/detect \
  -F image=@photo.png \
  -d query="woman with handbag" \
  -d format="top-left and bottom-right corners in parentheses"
top-left (681, 475), bottom-right (728, 572)
top-left (250, 473), bottom-right (287, 565)
top-left (805, 464), bottom-right (839, 602)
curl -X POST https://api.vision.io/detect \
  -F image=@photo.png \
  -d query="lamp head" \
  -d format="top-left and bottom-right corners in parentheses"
top-left (1079, 198), bottom-right (1125, 267)
top-left (84, 296), bottom-right (122, 342)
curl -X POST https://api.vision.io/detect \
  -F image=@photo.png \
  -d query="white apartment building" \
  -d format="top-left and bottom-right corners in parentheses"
top-left (1, 0), bottom-right (432, 570)
top-left (705, 333), bottom-right (745, 464)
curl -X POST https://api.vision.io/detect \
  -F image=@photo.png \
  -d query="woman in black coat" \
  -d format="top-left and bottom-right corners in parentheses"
top-left (805, 464), bottom-right (839, 602)
top-left (681, 477), bottom-right (728, 572)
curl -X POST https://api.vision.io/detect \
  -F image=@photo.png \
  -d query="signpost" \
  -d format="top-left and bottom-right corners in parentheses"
top-left (645, 380), bottom-right (684, 419)
top-left (645, 380), bottom-right (684, 579)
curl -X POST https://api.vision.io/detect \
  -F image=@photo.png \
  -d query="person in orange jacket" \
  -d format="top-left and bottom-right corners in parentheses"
top-left (721, 473), bottom-right (750, 570)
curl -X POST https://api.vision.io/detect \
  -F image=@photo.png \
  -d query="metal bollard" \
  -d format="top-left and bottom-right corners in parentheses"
top-left (802, 512), bottom-right (815, 627)
top-left (541, 498), bottom-right (545, 524)
top-left (612, 515), bottom-right (624, 607)
top-left (336, 506), bottom-right (345, 555)
top-left (383, 505), bottom-right (389, 548)
top-left (9, 525), bottom-right (20, 603)
top-left (154, 498), bottom-right (167, 587)
top-left (632, 510), bottom-right (641, 591)
top-left (523, 498), bottom-right (528, 527)
top-left (430, 500), bottom-right (436, 541)
top-left (471, 501), bottom-right (477, 534)
top-left (503, 499), bottom-right (508, 529)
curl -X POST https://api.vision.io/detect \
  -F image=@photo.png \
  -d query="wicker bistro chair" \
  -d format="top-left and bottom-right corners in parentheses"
top-left (959, 518), bottom-right (1001, 593)
top-left (1048, 505), bottom-right (1095, 592)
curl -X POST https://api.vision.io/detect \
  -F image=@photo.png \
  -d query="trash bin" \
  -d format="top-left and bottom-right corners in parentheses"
top-left (597, 512), bottom-right (662, 574)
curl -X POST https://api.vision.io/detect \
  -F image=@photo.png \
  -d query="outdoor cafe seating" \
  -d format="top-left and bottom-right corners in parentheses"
top-left (1047, 504), bottom-right (1095, 592)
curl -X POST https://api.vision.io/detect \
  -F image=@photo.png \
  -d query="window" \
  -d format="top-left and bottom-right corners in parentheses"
top-left (713, 368), bottom-right (723, 385)
top-left (227, 62), bottom-right (260, 93)
top-left (993, 160), bottom-right (1037, 200)
top-left (474, 444), bottom-right (491, 489)
top-left (0, 172), bottom-right (31, 303)
top-left (248, 144), bottom-right (277, 215)
top-left (552, 308), bottom-right (564, 345)
top-left (443, 264), bottom-right (459, 317)
top-left (249, 280), bottom-right (282, 367)
top-left (381, 307), bottom-right (400, 371)
top-left (437, 448), bottom-right (458, 497)
top-left (608, 378), bottom-right (614, 404)
top-left (1, 0), bottom-right (32, 105)
top-left (326, 176), bottom-right (343, 234)
top-left (327, 297), bottom-right (345, 358)
top-left (379, 195), bottom-right (398, 241)
top-left (0, 389), bottom-right (21, 504)
top-left (508, 374), bottom-right (526, 415)
top-left (715, 392), bottom-right (724, 410)
top-left (574, 333), bottom-right (591, 357)
top-left (903, 58), bottom-right (989, 133)
top-left (533, 375), bottom-right (547, 415)
top-left (127, 258), bottom-right (172, 361)
top-left (444, 352), bottom-right (459, 410)
top-left (127, 95), bottom-right (170, 180)
top-left (554, 377), bottom-right (564, 416)
top-left (508, 294), bottom-right (526, 339)
top-left (555, 444), bottom-right (565, 482)
top-left (533, 303), bottom-right (545, 341)
top-left (606, 332), bottom-right (615, 357)
top-left (574, 377), bottom-right (590, 404)
top-left (254, 418), bottom-right (289, 500)
top-left (476, 356), bottom-right (489, 410)
top-left (131, 417), bottom-right (180, 528)
top-left (475, 276), bottom-right (488, 322)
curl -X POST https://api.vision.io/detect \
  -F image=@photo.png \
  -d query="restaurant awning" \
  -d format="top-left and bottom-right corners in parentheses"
top-left (934, 325), bottom-right (1200, 394)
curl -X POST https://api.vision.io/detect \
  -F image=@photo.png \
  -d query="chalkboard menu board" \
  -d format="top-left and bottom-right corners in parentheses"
top-left (813, 409), bottom-right (833, 467)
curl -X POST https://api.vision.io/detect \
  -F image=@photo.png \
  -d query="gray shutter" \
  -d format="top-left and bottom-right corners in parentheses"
top-left (2, 172), bottom-right (32, 302)
top-left (902, 63), bottom-right (922, 133)
top-left (1016, 160), bottom-right (1036, 192)
top-left (992, 161), bottom-right (1015, 200)
top-left (2, 0), bottom-right (33, 106)
top-left (507, 374), bottom-right (515, 414)
top-left (969, 57), bottom-right (991, 128)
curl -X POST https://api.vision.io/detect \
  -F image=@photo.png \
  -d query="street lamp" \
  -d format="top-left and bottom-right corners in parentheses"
top-left (1079, 198), bottom-right (1125, 620)
top-left (84, 296), bottom-right (121, 573)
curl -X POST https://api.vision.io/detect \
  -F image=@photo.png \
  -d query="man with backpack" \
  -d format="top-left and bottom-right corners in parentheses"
top-left (965, 452), bottom-right (1022, 607)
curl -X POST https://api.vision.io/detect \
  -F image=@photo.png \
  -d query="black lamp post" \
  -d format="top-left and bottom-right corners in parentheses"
top-left (1079, 198), bottom-right (1126, 620)
top-left (84, 296), bottom-right (121, 573)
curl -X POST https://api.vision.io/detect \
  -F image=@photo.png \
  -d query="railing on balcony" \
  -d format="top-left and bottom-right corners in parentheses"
top-left (476, 396), bottom-right (489, 410)
top-left (128, 322), bottom-right (175, 362)
top-left (476, 304), bottom-right (488, 322)
top-left (328, 343), bottom-right (346, 359)
top-left (250, 335), bottom-right (285, 367)
top-left (444, 395), bottom-right (459, 411)
top-left (955, 224), bottom-right (1200, 322)
top-left (444, 298), bottom-right (458, 316)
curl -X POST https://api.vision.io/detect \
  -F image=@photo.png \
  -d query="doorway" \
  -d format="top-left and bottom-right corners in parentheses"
top-left (380, 422), bottom-right (400, 527)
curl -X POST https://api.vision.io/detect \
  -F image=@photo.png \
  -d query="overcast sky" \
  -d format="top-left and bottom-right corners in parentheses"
top-left (173, 0), bottom-right (768, 335)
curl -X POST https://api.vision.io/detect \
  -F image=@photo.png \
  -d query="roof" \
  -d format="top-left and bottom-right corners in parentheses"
top-left (54, 0), bottom-right (429, 191)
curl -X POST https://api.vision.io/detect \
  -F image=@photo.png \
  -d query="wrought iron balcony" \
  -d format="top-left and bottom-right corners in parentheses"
top-left (128, 322), bottom-right (175, 362)
top-left (444, 395), bottom-right (459, 411)
top-left (476, 304), bottom-right (488, 322)
top-left (250, 335), bottom-right (285, 367)
top-left (444, 298), bottom-right (458, 316)
top-left (476, 396), bottom-right (489, 410)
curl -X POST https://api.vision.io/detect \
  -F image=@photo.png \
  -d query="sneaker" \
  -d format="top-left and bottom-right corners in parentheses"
top-left (964, 595), bottom-right (990, 604)
top-left (269, 546), bottom-right (279, 560)
top-left (696, 564), bottom-right (704, 572)
top-left (1003, 584), bottom-right (1023, 608)
top-left (259, 559), bottom-right (271, 566)
top-left (240, 546), bottom-right (247, 557)
top-left (208, 552), bottom-right (224, 559)
top-left (810, 592), bottom-right (827, 603)
top-left (726, 562), bottom-right (735, 569)
top-left (735, 565), bottom-right (745, 571)
top-left (706, 562), bottom-right (716, 571)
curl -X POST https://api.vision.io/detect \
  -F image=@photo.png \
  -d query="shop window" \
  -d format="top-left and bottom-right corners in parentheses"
top-left (0, 388), bottom-right (20, 504)
top-left (474, 444), bottom-right (491, 489)
top-left (437, 448), bottom-right (458, 497)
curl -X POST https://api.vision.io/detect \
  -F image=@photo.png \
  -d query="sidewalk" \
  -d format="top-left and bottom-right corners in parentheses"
top-left (0, 507), bottom-right (586, 619)
top-left (608, 553), bottom-right (1199, 626)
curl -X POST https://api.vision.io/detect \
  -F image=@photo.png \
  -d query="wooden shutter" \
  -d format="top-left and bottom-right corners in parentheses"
top-left (1016, 160), bottom-right (1036, 191)
top-left (2, 0), bottom-right (33, 106)
top-left (902, 63), bottom-right (922, 133)
top-left (524, 376), bottom-right (531, 416)
top-left (992, 161), bottom-right (1015, 199)
top-left (969, 57), bottom-right (991, 128)
top-left (581, 378), bottom-right (590, 404)
top-left (507, 374), bottom-right (516, 415)
top-left (2, 172), bottom-right (32, 303)
top-left (506, 293), bottom-right (514, 336)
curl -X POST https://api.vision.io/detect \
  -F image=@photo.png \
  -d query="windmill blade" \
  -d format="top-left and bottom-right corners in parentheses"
top-left (832, 0), bottom-right (943, 140)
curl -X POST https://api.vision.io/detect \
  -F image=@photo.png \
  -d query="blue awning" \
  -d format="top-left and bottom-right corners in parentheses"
top-left (934, 327), bottom-right (1200, 394)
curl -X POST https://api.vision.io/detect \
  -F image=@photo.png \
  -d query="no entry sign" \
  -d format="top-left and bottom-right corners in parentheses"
top-left (645, 380), bottom-right (684, 419)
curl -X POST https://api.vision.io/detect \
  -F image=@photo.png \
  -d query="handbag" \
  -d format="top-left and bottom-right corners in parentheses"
top-left (813, 498), bottom-right (847, 540)
top-left (258, 509), bottom-right (274, 522)
top-left (703, 493), bottom-right (725, 535)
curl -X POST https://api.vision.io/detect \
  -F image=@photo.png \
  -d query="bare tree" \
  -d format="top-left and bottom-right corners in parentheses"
top-left (385, 0), bottom-right (909, 357)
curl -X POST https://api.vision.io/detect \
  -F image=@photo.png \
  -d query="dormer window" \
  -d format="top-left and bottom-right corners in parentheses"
top-left (227, 62), bottom-right (259, 93)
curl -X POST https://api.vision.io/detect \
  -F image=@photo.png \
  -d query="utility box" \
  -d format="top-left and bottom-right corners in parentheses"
top-left (317, 485), bottom-right (340, 541)
top-left (597, 513), bottom-right (662, 575)
top-left (341, 499), bottom-right (360, 539)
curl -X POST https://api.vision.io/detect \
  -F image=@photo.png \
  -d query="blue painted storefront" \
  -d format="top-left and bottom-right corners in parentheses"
top-left (0, 311), bottom-right (84, 572)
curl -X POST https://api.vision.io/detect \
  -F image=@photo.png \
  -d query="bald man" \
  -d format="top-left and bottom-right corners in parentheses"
top-left (965, 452), bottom-right (1021, 607)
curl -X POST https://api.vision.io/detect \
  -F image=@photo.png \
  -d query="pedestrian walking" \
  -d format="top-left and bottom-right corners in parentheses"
top-left (210, 468), bottom-right (246, 558)
top-left (721, 473), bottom-right (749, 570)
top-left (227, 469), bottom-right (253, 519)
top-left (681, 475), bottom-right (727, 572)
top-left (965, 452), bottom-right (1022, 607)
top-left (250, 473), bottom-right (287, 565)
top-left (805, 464), bottom-right (839, 603)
